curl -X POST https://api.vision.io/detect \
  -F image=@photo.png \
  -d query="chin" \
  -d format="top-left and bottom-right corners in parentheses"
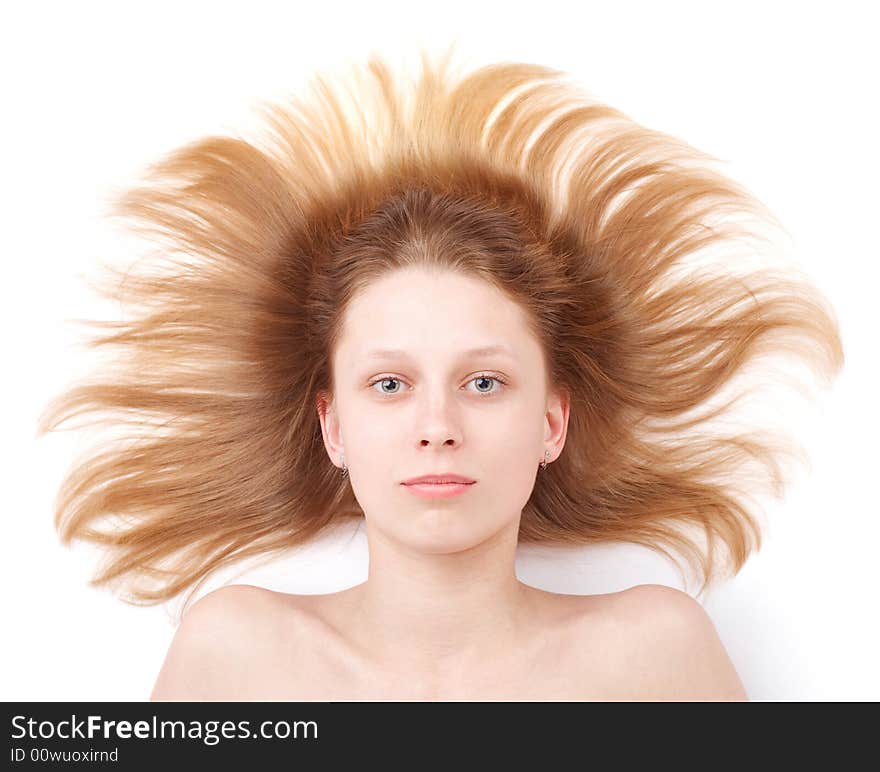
top-left (399, 510), bottom-right (512, 553)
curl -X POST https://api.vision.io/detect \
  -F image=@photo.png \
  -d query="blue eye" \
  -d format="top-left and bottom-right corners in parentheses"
top-left (469, 375), bottom-right (502, 395)
top-left (368, 374), bottom-right (507, 398)
top-left (370, 377), bottom-right (405, 395)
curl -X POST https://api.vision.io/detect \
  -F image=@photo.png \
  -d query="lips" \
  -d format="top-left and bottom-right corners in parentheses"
top-left (402, 474), bottom-right (476, 485)
top-left (402, 477), bottom-right (475, 499)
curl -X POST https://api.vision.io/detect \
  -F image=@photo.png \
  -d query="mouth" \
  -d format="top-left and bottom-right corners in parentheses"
top-left (403, 481), bottom-right (475, 486)
top-left (402, 480), bottom-right (476, 499)
top-left (401, 475), bottom-right (476, 486)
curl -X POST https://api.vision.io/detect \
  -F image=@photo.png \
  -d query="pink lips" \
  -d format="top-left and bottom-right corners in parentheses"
top-left (402, 473), bottom-right (475, 485)
top-left (403, 481), bottom-right (475, 499)
top-left (401, 473), bottom-right (476, 499)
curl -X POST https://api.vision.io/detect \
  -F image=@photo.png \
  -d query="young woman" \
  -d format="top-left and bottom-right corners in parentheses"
top-left (37, 48), bottom-right (843, 701)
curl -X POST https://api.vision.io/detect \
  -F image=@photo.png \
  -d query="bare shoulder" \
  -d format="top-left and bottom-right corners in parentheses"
top-left (150, 584), bottom-right (308, 700)
top-left (609, 583), bottom-right (748, 701)
top-left (171, 584), bottom-right (287, 642)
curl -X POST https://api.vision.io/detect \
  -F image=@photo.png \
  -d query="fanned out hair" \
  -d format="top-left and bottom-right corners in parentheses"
top-left (36, 46), bottom-right (844, 609)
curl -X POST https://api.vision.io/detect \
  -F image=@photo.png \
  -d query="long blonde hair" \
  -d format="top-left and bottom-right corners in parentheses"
top-left (36, 47), bottom-right (844, 610)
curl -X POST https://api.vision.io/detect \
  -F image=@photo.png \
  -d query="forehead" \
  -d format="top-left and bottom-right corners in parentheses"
top-left (337, 269), bottom-right (535, 358)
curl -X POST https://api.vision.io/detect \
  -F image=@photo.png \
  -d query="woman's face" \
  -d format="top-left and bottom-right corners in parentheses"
top-left (319, 266), bottom-right (569, 553)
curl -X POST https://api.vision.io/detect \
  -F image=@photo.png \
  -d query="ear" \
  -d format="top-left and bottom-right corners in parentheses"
top-left (544, 385), bottom-right (570, 463)
top-left (316, 390), bottom-right (344, 467)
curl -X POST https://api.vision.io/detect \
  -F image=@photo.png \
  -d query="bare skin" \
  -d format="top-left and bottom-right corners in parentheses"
top-left (151, 268), bottom-right (748, 701)
top-left (150, 581), bottom-right (748, 701)
top-left (266, 583), bottom-right (620, 701)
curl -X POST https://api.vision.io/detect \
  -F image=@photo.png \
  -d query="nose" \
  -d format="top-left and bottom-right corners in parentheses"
top-left (414, 393), bottom-right (463, 449)
top-left (420, 437), bottom-right (457, 448)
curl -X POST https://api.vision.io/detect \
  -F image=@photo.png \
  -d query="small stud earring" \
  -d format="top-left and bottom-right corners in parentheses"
top-left (539, 449), bottom-right (550, 471)
top-left (341, 451), bottom-right (348, 478)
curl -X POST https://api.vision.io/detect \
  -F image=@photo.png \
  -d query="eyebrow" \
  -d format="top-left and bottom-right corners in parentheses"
top-left (364, 344), bottom-right (516, 360)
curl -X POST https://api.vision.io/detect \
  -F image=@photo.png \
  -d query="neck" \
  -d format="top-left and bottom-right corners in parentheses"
top-left (344, 520), bottom-right (538, 677)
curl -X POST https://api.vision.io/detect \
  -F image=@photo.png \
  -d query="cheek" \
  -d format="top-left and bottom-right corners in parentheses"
top-left (343, 411), bottom-right (394, 478)
top-left (480, 437), bottom-right (542, 504)
top-left (470, 410), bottom-right (544, 504)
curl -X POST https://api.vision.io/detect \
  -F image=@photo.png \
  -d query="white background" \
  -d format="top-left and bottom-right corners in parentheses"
top-left (2, 0), bottom-right (876, 701)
